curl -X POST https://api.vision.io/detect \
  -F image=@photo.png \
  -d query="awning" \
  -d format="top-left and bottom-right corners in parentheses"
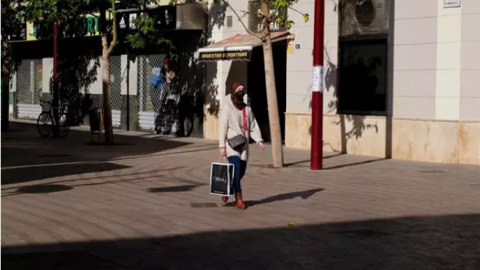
top-left (198, 32), bottom-right (291, 62)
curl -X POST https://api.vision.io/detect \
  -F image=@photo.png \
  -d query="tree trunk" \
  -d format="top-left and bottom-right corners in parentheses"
top-left (100, 1), bottom-right (118, 145)
top-left (261, 0), bottom-right (284, 168)
top-left (102, 35), bottom-right (114, 144)
top-left (1, 40), bottom-right (10, 131)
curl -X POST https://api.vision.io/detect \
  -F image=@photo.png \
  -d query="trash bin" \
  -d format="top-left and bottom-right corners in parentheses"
top-left (89, 108), bottom-right (104, 143)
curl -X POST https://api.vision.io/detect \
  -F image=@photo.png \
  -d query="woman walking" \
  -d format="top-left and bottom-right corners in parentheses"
top-left (219, 82), bottom-right (265, 209)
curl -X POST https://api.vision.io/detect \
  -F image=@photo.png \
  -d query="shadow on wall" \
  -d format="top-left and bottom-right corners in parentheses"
top-left (11, 41), bottom-right (100, 126)
top-left (385, 1), bottom-right (395, 159)
top-left (54, 52), bottom-right (100, 124)
top-left (29, 21), bottom-right (103, 125)
top-left (203, 1), bottom-right (227, 119)
top-left (307, 0), bottom-right (380, 154)
top-left (317, 47), bottom-right (379, 154)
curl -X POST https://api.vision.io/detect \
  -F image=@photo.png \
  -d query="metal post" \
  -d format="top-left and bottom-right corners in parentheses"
top-left (52, 20), bottom-right (59, 136)
top-left (126, 52), bottom-right (130, 131)
top-left (310, 0), bottom-right (325, 170)
top-left (53, 21), bottom-right (58, 84)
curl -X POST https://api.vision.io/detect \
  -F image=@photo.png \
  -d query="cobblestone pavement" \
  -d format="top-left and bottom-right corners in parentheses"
top-left (2, 122), bottom-right (480, 270)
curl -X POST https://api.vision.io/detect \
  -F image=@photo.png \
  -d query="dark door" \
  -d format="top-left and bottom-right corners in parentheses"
top-left (247, 41), bottom-right (287, 143)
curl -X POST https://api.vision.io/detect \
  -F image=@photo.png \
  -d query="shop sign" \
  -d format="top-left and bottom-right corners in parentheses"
top-left (287, 39), bottom-right (294, 54)
top-left (199, 50), bottom-right (251, 61)
top-left (117, 6), bottom-right (176, 35)
top-left (26, 13), bottom-right (107, 41)
top-left (248, 1), bottom-right (287, 33)
top-left (444, 0), bottom-right (461, 8)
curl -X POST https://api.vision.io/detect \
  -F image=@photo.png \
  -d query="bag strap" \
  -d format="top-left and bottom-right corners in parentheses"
top-left (242, 107), bottom-right (247, 134)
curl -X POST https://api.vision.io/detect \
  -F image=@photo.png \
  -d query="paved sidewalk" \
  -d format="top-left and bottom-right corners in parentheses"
top-left (2, 122), bottom-right (480, 270)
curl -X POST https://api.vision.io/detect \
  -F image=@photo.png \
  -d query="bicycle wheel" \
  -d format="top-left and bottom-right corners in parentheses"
top-left (37, 112), bottom-right (53, 137)
top-left (57, 113), bottom-right (70, 138)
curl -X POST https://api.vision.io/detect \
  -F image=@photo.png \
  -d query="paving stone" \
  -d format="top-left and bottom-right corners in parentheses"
top-left (2, 122), bottom-right (480, 269)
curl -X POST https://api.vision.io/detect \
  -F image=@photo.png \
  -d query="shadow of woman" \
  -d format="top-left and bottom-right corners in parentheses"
top-left (224, 188), bottom-right (324, 208)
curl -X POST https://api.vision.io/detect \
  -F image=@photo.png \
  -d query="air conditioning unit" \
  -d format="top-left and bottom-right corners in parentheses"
top-left (340, 0), bottom-right (389, 37)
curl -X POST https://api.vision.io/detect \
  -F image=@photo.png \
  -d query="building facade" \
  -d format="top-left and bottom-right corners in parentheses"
top-left (10, 2), bottom-right (208, 137)
top-left (9, 0), bottom-right (479, 165)
top-left (203, 0), bottom-right (480, 165)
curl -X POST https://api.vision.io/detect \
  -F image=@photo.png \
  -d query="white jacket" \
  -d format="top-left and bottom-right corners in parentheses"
top-left (218, 95), bottom-right (263, 161)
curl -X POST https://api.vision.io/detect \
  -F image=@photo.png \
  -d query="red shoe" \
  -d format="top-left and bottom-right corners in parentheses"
top-left (235, 192), bottom-right (246, 210)
top-left (222, 196), bottom-right (229, 203)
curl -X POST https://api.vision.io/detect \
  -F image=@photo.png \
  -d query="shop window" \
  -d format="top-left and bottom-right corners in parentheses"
top-left (338, 38), bottom-right (388, 115)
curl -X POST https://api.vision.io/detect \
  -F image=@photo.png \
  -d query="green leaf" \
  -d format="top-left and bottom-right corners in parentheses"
top-left (303, 13), bottom-right (309, 23)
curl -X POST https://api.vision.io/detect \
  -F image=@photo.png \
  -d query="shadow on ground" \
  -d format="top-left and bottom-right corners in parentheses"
top-left (1, 122), bottom-right (210, 169)
top-left (15, 184), bottom-right (73, 194)
top-left (148, 184), bottom-right (205, 193)
top-left (1, 122), bottom-right (216, 186)
top-left (2, 162), bottom-right (130, 186)
top-left (2, 214), bottom-right (479, 269)
top-left (243, 189), bottom-right (324, 207)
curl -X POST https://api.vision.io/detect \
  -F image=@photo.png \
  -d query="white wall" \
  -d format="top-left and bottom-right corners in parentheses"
top-left (391, 0), bottom-right (480, 121)
top-left (206, 0), bottom-right (249, 110)
top-left (120, 54), bottom-right (138, 96)
top-left (38, 57), bottom-right (103, 95)
top-left (286, 0), bottom-right (339, 115)
top-left (42, 58), bottom-right (53, 94)
top-left (88, 58), bottom-right (103, 95)
top-left (392, 0), bottom-right (438, 119)
top-left (459, 0), bottom-right (480, 121)
top-left (284, 0), bottom-right (480, 121)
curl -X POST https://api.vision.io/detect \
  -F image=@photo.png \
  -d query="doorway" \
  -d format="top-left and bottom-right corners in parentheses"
top-left (247, 41), bottom-right (287, 143)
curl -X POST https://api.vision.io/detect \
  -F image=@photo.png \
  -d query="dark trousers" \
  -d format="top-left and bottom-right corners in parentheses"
top-left (227, 156), bottom-right (247, 193)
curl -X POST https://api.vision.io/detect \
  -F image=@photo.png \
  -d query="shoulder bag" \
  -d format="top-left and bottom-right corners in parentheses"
top-left (227, 107), bottom-right (247, 149)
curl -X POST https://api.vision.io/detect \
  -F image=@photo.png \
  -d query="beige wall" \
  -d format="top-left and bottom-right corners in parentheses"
top-left (286, 113), bottom-right (480, 165)
top-left (286, 113), bottom-right (387, 157)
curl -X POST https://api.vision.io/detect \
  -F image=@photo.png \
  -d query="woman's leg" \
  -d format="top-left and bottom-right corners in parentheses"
top-left (227, 156), bottom-right (247, 209)
top-left (222, 156), bottom-right (242, 204)
top-left (227, 156), bottom-right (242, 193)
top-left (239, 160), bottom-right (247, 180)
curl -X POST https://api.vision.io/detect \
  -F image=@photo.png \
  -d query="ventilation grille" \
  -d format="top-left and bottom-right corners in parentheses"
top-left (355, 0), bottom-right (376, 30)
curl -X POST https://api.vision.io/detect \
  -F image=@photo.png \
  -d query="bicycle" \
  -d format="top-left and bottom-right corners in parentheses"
top-left (36, 99), bottom-right (70, 138)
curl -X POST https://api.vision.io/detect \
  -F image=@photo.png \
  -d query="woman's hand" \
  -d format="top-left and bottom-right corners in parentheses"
top-left (258, 142), bottom-right (265, 151)
top-left (219, 147), bottom-right (227, 156)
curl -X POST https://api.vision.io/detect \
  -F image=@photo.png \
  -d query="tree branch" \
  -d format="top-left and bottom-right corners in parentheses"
top-left (221, 0), bottom-right (261, 40)
top-left (288, 6), bottom-right (304, 15)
